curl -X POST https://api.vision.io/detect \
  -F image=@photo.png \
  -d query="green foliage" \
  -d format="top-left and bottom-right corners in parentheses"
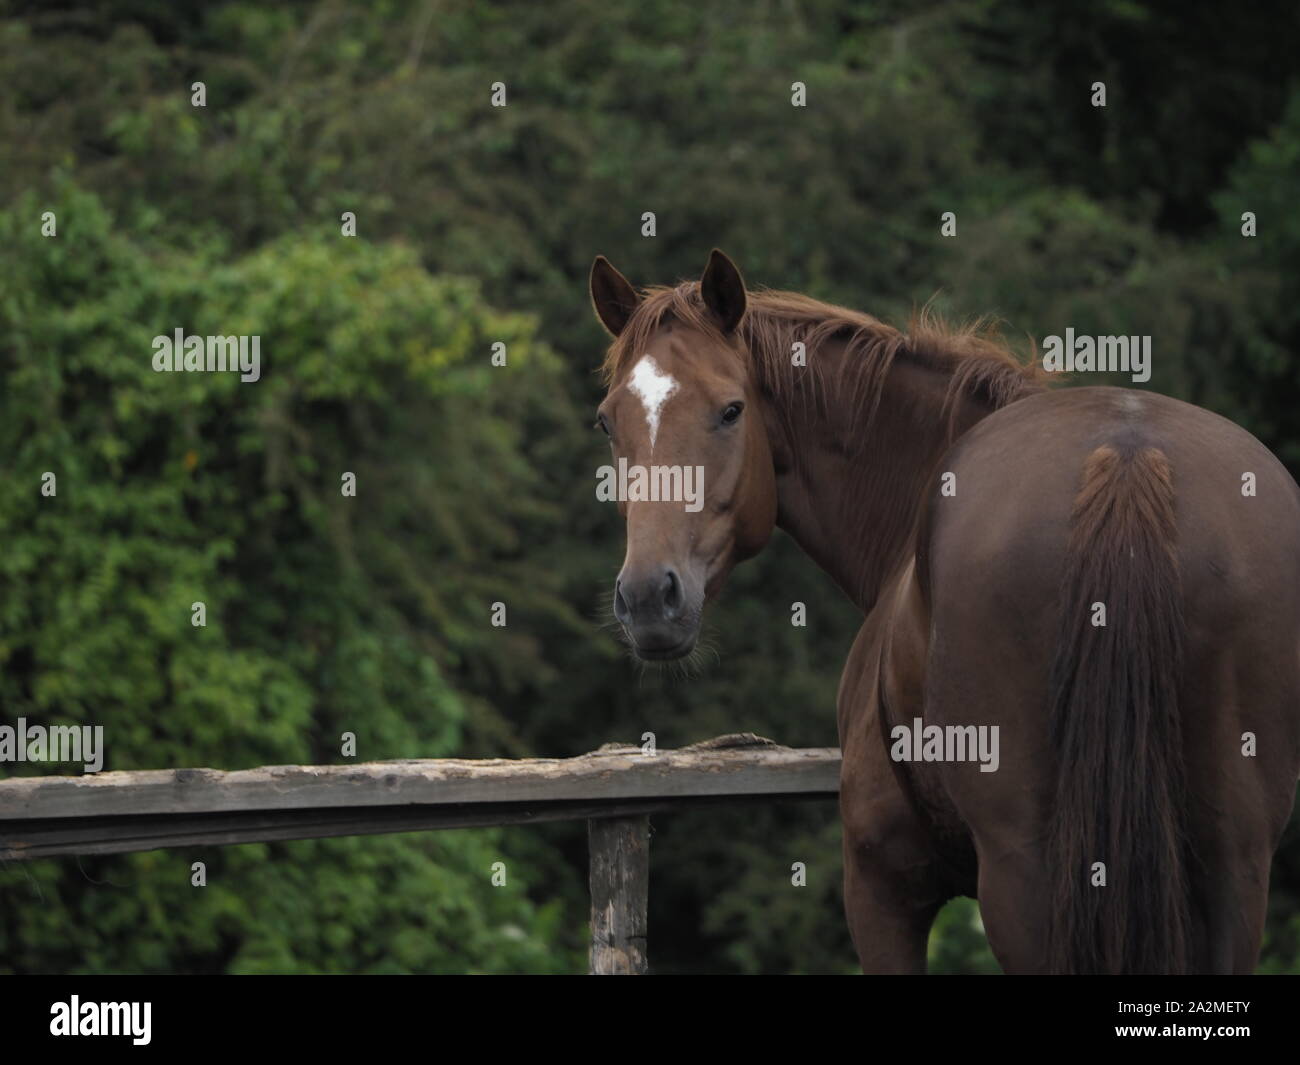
top-left (0, 180), bottom-right (585, 973)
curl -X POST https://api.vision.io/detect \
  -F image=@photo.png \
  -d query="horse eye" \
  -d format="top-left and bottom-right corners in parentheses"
top-left (595, 414), bottom-right (611, 436)
top-left (720, 402), bottom-right (744, 425)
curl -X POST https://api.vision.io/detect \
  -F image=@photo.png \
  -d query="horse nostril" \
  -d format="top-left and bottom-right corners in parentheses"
top-left (663, 569), bottom-right (684, 616)
top-left (615, 568), bottom-right (686, 627)
top-left (613, 580), bottom-right (632, 625)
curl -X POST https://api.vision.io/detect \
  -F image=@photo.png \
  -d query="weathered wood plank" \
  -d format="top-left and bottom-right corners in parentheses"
top-left (588, 816), bottom-right (650, 975)
top-left (0, 735), bottom-right (841, 821)
top-left (0, 792), bottom-right (832, 861)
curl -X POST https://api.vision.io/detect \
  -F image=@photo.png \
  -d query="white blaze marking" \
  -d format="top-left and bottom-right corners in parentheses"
top-left (628, 356), bottom-right (678, 451)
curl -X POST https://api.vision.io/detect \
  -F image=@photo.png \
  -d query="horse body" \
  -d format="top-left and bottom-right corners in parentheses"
top-left (846, 386), bottom-right (1300, 972)
top-left (590, 250), bottom-right (1300, 973)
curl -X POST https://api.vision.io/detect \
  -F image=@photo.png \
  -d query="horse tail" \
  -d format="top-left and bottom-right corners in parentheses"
top-left (1046, 443), bottom-right (1191, 974)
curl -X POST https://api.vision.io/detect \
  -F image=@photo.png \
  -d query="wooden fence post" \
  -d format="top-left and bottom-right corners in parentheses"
top-left (588, 815), bottom-right (650, 974)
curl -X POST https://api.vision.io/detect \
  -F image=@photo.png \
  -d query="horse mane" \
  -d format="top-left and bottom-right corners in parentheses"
top-left (602, 281), bottom-right (1049, 436)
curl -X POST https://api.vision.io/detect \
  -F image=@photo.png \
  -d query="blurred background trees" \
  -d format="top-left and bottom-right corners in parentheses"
top-left (1, 0), bottom-right (1297, 973)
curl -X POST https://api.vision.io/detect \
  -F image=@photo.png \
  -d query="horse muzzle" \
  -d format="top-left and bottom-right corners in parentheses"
top-left (613, 564), bottom-right (701, 660)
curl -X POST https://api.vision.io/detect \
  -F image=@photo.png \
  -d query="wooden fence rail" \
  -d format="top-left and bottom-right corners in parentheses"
top-left (0, 733), bottom-right (841, 974)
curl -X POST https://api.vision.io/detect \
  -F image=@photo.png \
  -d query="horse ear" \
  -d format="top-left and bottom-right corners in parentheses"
top-left (590, 255), bottom-right (640, 337)
top-left (700, 248), bottom-right (746, 333)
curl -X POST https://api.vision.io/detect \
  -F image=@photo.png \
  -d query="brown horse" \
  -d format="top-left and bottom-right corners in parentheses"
top-left (589, 248), bottom-right (1300, 974)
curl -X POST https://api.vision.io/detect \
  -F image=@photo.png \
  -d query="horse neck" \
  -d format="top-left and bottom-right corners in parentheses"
top-left (762, 336), bottom-right (995, 614)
